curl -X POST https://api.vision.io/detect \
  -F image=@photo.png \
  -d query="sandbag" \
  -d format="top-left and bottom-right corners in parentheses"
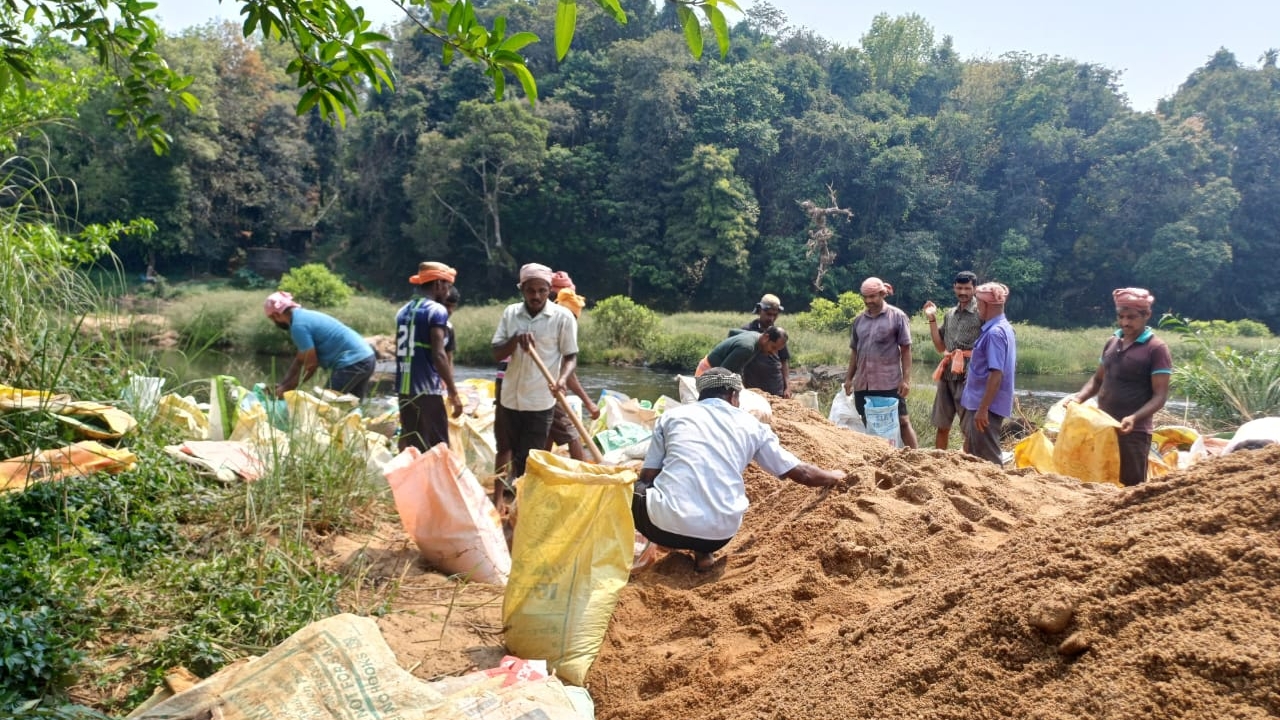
top-left (383, 444), bottom-right (511, 585)
top-left (827, 389), bottom-right (867, 434)
top-left (1053, 402), bottom-right (1121, 486)
top-left (864, 395), bottom-right (902, 448)
top-left (1, 440), bottom-right (138, 492)
top-left (127, 613), bottom-right (585, 720)
top-left (1013, 429), bottom-right (1055, 473)
top-left (738, 388), bottom-right (773, 424)
top-left (503, 450), bottom-right (636, 686)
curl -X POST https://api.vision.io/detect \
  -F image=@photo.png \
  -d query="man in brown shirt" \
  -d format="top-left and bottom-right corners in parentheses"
top-left (922, 270), bottom-right (982, 450)
top-left (843, 277), bottom-right (919, 449)
top-left (1070, 287), bottom-right (1172, 486)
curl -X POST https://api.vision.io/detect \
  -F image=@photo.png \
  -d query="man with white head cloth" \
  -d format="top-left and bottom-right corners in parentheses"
top-left (961, 282), bottom-right (1017, 465)
top-left (491, 263), bottom-right (580, 493)
top-left (633, 368), bottom-right (844, 572)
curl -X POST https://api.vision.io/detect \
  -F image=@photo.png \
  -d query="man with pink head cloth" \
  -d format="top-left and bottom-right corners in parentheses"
top-left (491, 262), bottom-right (580, 499)
top-left (960, 282), bottom-right (1016, 465)
top-left (843, 277), bottom-right (919, 449)
top-left (264, 291), bottom-right (376, 399)
top-left (1070, 287), bottom-right (1171, 486)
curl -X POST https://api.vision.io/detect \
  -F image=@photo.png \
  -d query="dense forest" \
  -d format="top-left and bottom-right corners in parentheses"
top-left (22, 2), bottom-right (1280, 327)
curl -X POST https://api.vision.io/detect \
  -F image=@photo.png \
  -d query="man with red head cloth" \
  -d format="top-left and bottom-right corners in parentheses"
top-left (395, 261), bottom-right (463, 452)
top-left (1070, 287), bottom-right (1172, 486)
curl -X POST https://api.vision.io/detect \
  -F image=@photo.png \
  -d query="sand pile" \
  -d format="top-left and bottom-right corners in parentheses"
top-left (589, 399), bottom-right (1279, 719)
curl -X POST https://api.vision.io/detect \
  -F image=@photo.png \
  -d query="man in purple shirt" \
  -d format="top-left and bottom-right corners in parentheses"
top-left (843, 277), bottom-right (918, 449)
top-left (961, 282), bottom-right (1017, 464)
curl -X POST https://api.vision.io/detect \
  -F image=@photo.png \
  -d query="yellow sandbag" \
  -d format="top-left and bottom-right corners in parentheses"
top-left (1013, 429), bottom-right (1056, 473)
top-left (1, 440), bottom-right (137, 492)
top-left (156, 394), bottom-right (209, 439)
top-left (54, 401), bottom-right (138, 439)
top-left (0, 384), bottom-right (58, 410)
top-left (1152, 425), bottom-right (1199, 454)
top-left (1053, 402), bottom-right (1121, 486)
top-left (503, 450), bottom-right (636, 686)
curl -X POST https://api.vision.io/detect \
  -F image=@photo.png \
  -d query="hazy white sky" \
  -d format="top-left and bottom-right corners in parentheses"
top-left (150, 0), bottom-right (1280, 111)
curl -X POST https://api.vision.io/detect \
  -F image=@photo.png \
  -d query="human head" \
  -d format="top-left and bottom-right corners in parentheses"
top-left (755, 293), bottom-right (784, 327)
top-left (551, 271), bottom-right (575, 293)
top-left (1113, 287), bottom-right (1154, 340)
top-left (444, 286), bottom-right (460, 316)
top-left (953, 271), bottom-right (977, 306)
top-left (263, 291), bottom-right (300, 329)
top-left (554, 287), bottom-right (585, 318)
top-left (696, 368), bottom-right (743, 404)
top-left (410, 261), bottom-right (456, 301)
top-left (758, 325), bottom-right (788, 354)
top-left (860, 277), bottom-right (893, 315)
top-left (974, 282), bottom-right (1009, 321)
top-left (518, 263), bottom-right (554, 314)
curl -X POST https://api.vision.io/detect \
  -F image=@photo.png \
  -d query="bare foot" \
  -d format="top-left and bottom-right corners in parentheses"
top-left (694, 551), bottom-right (725, 573)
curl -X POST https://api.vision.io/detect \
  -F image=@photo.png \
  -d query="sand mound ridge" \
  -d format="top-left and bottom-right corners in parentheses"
top-left (588, 398), bottom-right (1280, 719)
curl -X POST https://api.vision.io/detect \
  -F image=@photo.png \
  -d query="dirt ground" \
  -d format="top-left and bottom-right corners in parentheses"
top-left (337, 397), bottom-right (1278, 719)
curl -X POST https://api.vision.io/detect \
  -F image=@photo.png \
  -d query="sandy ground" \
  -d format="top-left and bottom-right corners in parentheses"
top-left (334, 397), bottom-right (1278, 718)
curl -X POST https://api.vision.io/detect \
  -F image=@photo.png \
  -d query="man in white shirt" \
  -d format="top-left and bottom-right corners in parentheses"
top-left (634, 368), bottom-right (845, 571)
top-left (491, 263), bottom-right (580, 494)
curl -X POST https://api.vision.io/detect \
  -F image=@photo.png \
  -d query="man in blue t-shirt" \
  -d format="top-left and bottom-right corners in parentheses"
top-left (264, 291), bottom-right (376, 399)
top-left (395, 262), bottom-right (463, 452)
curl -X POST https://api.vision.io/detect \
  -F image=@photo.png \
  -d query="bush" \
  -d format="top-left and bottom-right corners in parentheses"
top-left (230, 268), bottom-right (271, 290)
top-left (277, 264), bottom-right (352, 308)
top-left (792, 292), bottom-right (865, 333)
top-left (589, 296), bottom-right (661, 350)
top-left (645, 332), bottom-right (715, 371)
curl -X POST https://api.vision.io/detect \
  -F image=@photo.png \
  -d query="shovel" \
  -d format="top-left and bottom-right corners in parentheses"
top-left (523, 345), bottom-right (605, 464)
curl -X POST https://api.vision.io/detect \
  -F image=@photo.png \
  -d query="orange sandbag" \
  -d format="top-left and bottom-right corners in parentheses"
top-left (383, 443), bottom-right (510, 585)
top-left (1, 440), bottom-right (137, 492)
top-left (1052, 402), bottom-right (1122, 486)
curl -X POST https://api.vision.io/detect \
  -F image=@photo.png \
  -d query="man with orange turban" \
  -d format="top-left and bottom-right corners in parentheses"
top-left (960, 282), bottom-right (1016, 464)
top-left (843, 277), bottom-right (918, 449)
top-left (1070, 287), bottom-right (1171, 486)
top-left (395, 261), bottom-right (462, 452)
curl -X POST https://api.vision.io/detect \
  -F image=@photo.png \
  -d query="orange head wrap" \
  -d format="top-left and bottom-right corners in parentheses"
top-left (409, 261), bottom-right (457, 285)
top-left (1113, 287), bottom-right (1154, 311)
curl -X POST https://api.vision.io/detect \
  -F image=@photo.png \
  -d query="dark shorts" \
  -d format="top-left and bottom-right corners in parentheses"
top-left (1118, 432), bottom-right (1152, 487)
top-left (548, 404), bottom-right (582, 445)
top-left (631, 479), bottom-right (732, 555)
top-left (854, 389), bottom-right (909, 422)
top-left (962, 409), bottom-right (1005, 465)
top-left (494, 379), bottom-right (510, 455)
top-left (330, 354), bottom-right (376, 399)
top-left (500, 405), bottom-right (555, 479)
top-left (930, 376), bottom-right (968, 430)
top-left (398, 394), bottom-right (449, 452)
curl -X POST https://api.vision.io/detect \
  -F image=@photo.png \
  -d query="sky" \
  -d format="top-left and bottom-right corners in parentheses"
top-left (150, 0), bottom-right (1280, 111)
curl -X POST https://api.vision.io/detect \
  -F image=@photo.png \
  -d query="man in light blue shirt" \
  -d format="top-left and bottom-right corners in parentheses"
top-left (961, 282), bottom-right (1017, 464)
top-left (264, 291), bottom-right (376, 399)
top-left (633, 369), bottom-right (844, 572)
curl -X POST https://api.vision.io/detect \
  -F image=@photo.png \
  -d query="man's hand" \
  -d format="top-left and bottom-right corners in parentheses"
top-left (922, 301), bottom-right (937, 321)
top-left (516, 332), bottom-right (537, 351)
top-left (899, 380), bottom-right (910, 398)
top-left (1119, 415), bottom-right (1135, 434)
top-left (842, 378), bottom-right (853, 396)
top-left (449, 393), bottom-right (464, 418)
top-left (586, 402), bottom-right (601, 420)
top-left (974, 406), bottom-right (990, 432)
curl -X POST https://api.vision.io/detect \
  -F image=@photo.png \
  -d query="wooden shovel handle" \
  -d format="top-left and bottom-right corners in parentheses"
top-left (522, 345), bottom-right (605, 464)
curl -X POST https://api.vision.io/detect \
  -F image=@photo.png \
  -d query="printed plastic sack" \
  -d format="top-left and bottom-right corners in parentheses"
top-left (738, 388), bottom-right (773, 424)
top-left (827, 389), bottom-right (867, 434)
top-left (1052, 402), bottom-right (1121, 485)
top-left (593, 421), bottom-right (651, 454)
top-left (503, 450), bottom-right (637, 686)
top-left (864, 395), bottom-right (902, 448)
top-left (383, 444), bottom-right (511, 585)
top-left (208, 375), bottom-right (242, 441)
top-left (1013, 429), bottom-right (1056, 473)
top-left (122, 375), bottom-right (165, 420)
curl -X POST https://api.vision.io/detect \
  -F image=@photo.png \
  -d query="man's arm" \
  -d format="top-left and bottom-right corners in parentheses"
top-left (429, 324), bottom-right (463, 417)
top-left (275, 354), bottom-right (304, 397)
top-left (566, 372), bottom-right (599, 418)
top-left (779, 358), bottom-right (791, 399)
top-left (555, 353), bottom-right (578, 396)
top-left (782, 463), bottom-right (844, 488)
top-left (843, 349), bottom-right (858, 395)
top-left (899, 344), bottom-right (913, 398)
top-left (637, 467), bottom-right (660, 484)
top-left (1072, 366), bottom-right (1105, 404)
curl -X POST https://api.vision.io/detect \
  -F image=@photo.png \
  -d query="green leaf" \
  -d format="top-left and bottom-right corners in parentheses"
top-left (676, 5), bottom-right (703, 60)
top-left (704, 5), bottom-right (730, 59)
top-left (593, 0), bottom-right (627, 24)
top-left (498, 32), bottom-right (539, 53)
top-left (717, 0), bottom-right (744, 12)
top-left (555, 0), bottom-right (577, 61)
top-left (509, 61), bottom-right (538, 103)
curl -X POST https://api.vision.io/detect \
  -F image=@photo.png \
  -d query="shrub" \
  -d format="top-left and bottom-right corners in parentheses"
top-left (645, 332), bottom-right (715, 371)
top-left (230, 267), bottom-right (271, 290)
top-left (1231, 319), bottom-right (1271, 338)
top-left (277, 263), bottom-right (352, 308)
top-left (589, 296), bottom-right (661, 350)
top-left (793, 292), bottom-right (865, 333)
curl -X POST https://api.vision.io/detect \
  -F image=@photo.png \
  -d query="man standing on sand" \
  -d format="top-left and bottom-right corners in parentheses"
top-left (961, 282), bottom-right (1017, 465)
top-left (1069, 287), bottom-right (1171, 486)
top-left (922, 271), bottom-right (982, 449)
top-left (492, 263), bottom-right (579, 493)
top-left (741, 294), bottom-right (792, 398)
top-left (843, 277), bottom-right (918, 449)
top-left (394, 262), bottom-right (463, 452)
top-left (264, 291), bottom-right (376, 400)
top-left (633, 369), bottom-right (844, 572)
